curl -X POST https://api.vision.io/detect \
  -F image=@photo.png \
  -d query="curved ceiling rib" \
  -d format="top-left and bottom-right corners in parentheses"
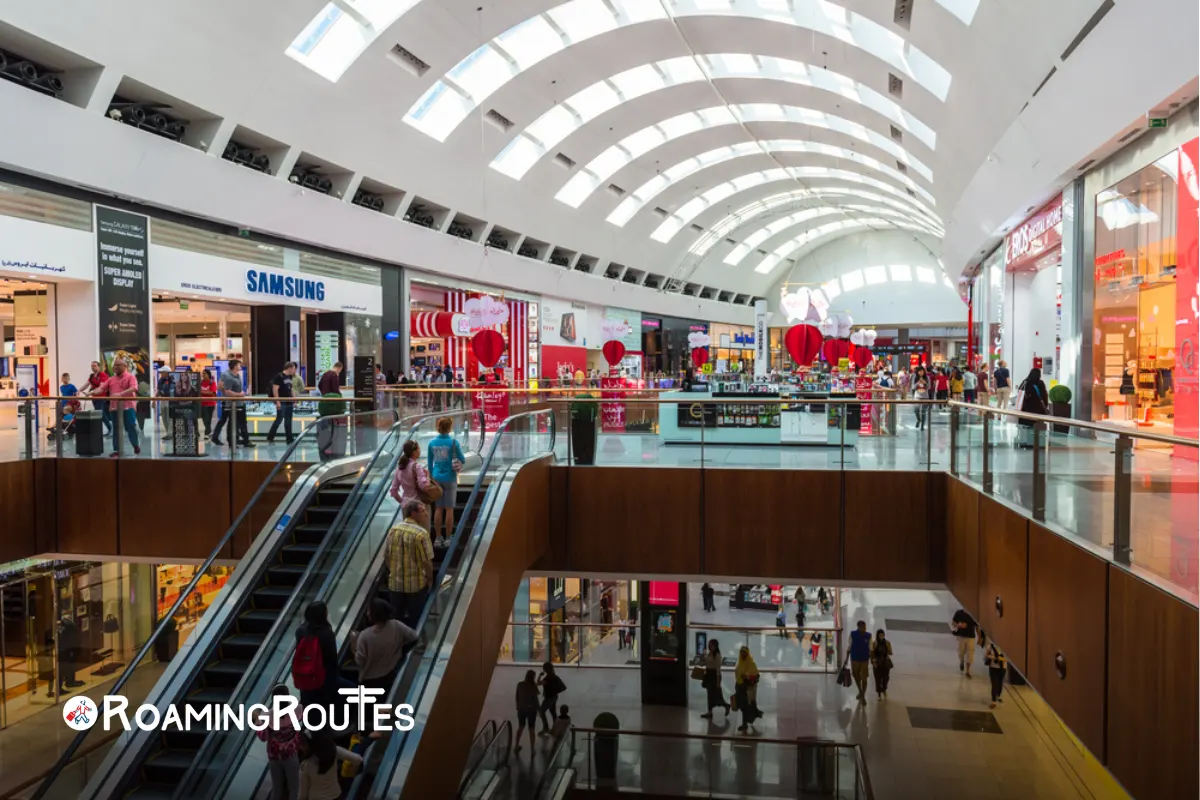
top-left (491, 55), bottom-right (937, 181)
top-left (724, 206), bottom-right (943, 267)
top-left (403, 0), bottom-right (954, 142)
top-left (287, 0), bottom-right (977, 83)
top-left (556, 103), bottom-right (933, 208)
top-left (754, 219), bottom-right (938, 274)
top-left (687, 188), bottom-right (943, 258)
top-left (651, 167), bottom-right (942, 243)
top-left (608, 140), bottom-right (934, 229)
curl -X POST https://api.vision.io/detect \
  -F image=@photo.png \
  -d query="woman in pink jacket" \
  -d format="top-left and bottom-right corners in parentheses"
top-left (390, 440), bottom-right (432, 505)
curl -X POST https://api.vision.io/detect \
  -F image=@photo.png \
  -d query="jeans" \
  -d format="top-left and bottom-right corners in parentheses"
top-left (267, 403), bottom-right (294, 442)
top-left (267, 754), bottom-right (300, 800)
top-left (389, 587), bottom-right (429, 629)
top-left (212, 402), bottom-right (249, 444)
top-left (200, 405), bottom-right (214, 436)
top-left (914, 406), bottom-right (927, 427)
top-left (112, 408), bottom-right (140, 453)
top-left (989, 667), bottom-right (1005, 701)
top-left (95, 400), bottom-right (112, 433)
top-left (539, 692), bottom-right (559, 731)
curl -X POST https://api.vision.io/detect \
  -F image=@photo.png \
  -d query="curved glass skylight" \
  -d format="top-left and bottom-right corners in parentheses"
top-left (609, 140), bottom-right (933, 228)
top-left (652, 167), bottom-right (943, 243)
top-left (407, 0), bottom-right (952, 142)
top-left (688, 188), bottom-right (941, 258)
top-left (555, 103), bottom-right (933, 208)
top-left (489, 55), bottom-right (935, 176)
top-left (724, 205), bottom-right (943, 266)
top-left (754, 219), bottom-right (935, 274)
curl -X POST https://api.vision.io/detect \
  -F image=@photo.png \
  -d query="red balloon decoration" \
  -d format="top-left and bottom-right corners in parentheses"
top-left (602, 340), bottom-right (626, 366)
top-left (820, 338), bottom-right (851, 364)
top-left (471, 329), bottom-right (505, 368)
top-left (690, 347), bottom-right (709, 367)
top-left (784, 325), bottom-right (823, 366)
top-left (852, 345), bottom-right (874, 369)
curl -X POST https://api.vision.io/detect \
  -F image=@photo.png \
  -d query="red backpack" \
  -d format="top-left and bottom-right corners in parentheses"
top-left (292, 634), bottom-right (326, 691)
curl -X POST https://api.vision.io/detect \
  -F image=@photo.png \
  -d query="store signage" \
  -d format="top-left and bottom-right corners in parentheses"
top-left (315, 331), bottom-right (339, 373)
top-left (96, 206), bottom-right (151, 381)
top-left (754, 299), bottom-right (768, 378)
top-left (1005, 195), bottom-right (1063, 272)
top-left (641, 318), bottom-right (661, 329)
top-left (0, 259), bottom-right (66, 274)
top-left (384, 330), bottom-right (399, 340)
top-left (473, 388), bottom-right (511, 431)
top-left (1148, 116), bottom-right (1168, 128)
top-left (245, 269), bottom-right (326, 302)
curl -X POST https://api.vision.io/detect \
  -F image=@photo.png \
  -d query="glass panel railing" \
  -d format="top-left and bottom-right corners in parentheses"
top-left (31, 408), bottom-right (398, 800)
top-left (459, 720), bottom-right (511, 800)
top-left (351, 408), bottom-right (556, 799)
top-left (187, 408), bottom-right (487, 798)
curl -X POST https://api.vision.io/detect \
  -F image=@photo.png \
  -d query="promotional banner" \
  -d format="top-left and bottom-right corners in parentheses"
top-left (96, 206), bottom-right (151, 386)
top-left (602, 307), bottom-right (641, 352)
top-left (541, 297), bottom-right (588, 348)
top-left (472, 387), bottom-right (511, 431)
top-left (600, 376), bottom-right (626, 433)
top-left (754, 300), bottom-right (769, 377)
top-left (855, 375), bottom-right (874, 434)
top-left (540, 344), bottom-right (588, 381)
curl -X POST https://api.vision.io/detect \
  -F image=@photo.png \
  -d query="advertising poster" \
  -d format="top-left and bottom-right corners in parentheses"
top-left (541, 297), bottom-right (588, 348)
top-left (602, 307), bottom-right (641, 352)
top-left (96, 206), bottom-right (151, 388)
top-left (600, 376), bottom-right (626, 433)
top-left (315, 331), bottom-right (339, 374)
top-left (472, 387), bottom-right (511, 431)
top-left (855, 375), bottom-right (874, 434)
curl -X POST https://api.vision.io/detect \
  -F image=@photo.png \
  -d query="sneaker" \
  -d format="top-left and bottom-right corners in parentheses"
top-left (109, 452), bottom-right (120, 458)
top-left (210, 437), bottom-right (224, 446)
top-left (266, 437), bottom-right (275, 444)
top-left (240, 441), bottom-right (255, 448)
top-left (133, 446), bottom-right (141, 455)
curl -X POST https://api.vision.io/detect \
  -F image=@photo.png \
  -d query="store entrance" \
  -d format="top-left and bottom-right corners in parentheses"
top-left (153, 295), bottom-right (251, 380)
top-left (0, 278), bottom-right (54, 438)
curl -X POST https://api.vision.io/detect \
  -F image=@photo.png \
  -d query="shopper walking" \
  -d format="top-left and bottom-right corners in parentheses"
top-left (775, 606), bottom-right (787, 638)
top-left (257, 685), bottom-right (301, 800)
top-left (536, 662), bottom-right (566, 736)
top-left (89, 357), bottom-right (140, 456)
top-left (701, 582), bottom-right (715, 613)
top-left (199, 369), bottom-right (217, 438)
top-left (350, 597), bottom-right (417, 692)
top-left (951, 607), bottom-right (977, 677)
top-left (993, 361), bottom-right (1012, 410)
top-left (934, 368), bottom-right (951, 407)
top-left (870, 629), bottom-right (893, 699)
top-left (912, 368), bottom-right (930, 429)
top-left (513, 669), bottom-right (539, 753)
top-left (700, 639), bottom-right (730, 719)
top-left (950, 368), bottom-right (964, 402)
top-left (82, 361), bottom-right (112, 434)
top-left (734, 646), bottom-right (762, 732)
top-left (848, 621), bottom-right (872, 702)
top-left (962, 367), bottom-right (978, 404)
top-left (976, 365), bottom-right (991, 408)
top-left (384, 499), bottom-right (434, 628)
top-left (211, 359), bottom-right (253, 448)
top-left (809, 631), bottom-right (821, 664)
top-left (267, 361), bottom-right (298, 445)
top-left (427, 416), bottom-right (466, 548)
top-left (390, 440), bottom-right (433, 506)
top-left (984, 637), bottom-right (1008, 708)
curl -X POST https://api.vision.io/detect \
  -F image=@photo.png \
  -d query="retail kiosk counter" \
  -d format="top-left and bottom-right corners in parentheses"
top-left (658, 385), bottom-right (858, 446)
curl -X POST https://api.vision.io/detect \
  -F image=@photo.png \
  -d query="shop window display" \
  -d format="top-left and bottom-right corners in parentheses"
top-left (1092, 150), bottom-right (1181, 440)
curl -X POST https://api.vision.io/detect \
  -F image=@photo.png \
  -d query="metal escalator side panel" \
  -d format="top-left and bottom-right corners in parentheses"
top-left (77, 456), bottom-right (372, 800)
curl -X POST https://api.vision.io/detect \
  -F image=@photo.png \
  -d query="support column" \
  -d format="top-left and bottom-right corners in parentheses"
top-left (250, 305), bottom-right (301, 392)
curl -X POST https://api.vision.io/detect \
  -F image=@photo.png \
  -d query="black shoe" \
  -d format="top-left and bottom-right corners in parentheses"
top-left (210, 437), bottom-right (224, 446)
top-left (66, 680), bottom-right (85, 688)
top-left (239, 440), bottom-right (255, 447)
top-left (266, 437), bottom-right (275, 444)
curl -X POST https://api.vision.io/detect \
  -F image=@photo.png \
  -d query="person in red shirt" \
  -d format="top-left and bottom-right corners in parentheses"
top-left (199, 369), bottom-right (217, 438)
top-left (934, 369), bottom-right (951, 408)
top-left (82, 360), bottom-right (111, 434)
top-left (89, 357), bottom-right (141, 456)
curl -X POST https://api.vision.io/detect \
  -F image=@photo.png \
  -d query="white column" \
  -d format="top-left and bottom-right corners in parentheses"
top-left (52, 280), bottom-right (99, 383)
top-left (754, 299), bottom-right (769, 377)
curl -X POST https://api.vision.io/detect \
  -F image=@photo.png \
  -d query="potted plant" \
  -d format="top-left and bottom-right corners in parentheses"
top-left (570, 399), bottom-right (598, 465)
top-left (1048, 384), bottom-right (1072, 433)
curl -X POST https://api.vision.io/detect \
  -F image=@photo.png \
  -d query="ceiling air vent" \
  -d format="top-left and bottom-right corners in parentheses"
top-left (1077, 158), bottom-right (1096, 172)
top-left (896, 161), bottom-right (908, 174)
top-left (889, 125), bottom-right (903, 142)
top-left (1117, 128), bottom-right (1141, 144)
top-left (906, 188), bottom-right (916, 197)
top-left (1031, 66), bottom-right (1057, 98)
top-left (725, 237), bottom-right (737, 245)
top-left (606, 183), bottom-right (626, 197)
top-left (1061, 0), bottom-right (1115, 61)
top-left (653, 207), bottom-right (670, 218)
top-left (888, 73), bottom-right (903, 98)
top-left (484, 109), bottom-right (513, 132)
top-left (690, 223), bottom-right (704, 232)
top-left (388, 45), bottom-right (430, 77)
top-left (757, 249), bottom-right (768, 257)
top-left (893, 0), bottom-right (913, 29)
top-left (553, 152), bottom-right (576, 169)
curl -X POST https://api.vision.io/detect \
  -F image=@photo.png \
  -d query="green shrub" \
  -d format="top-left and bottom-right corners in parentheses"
top-left (1048, 384), bottom-right (1072, 404)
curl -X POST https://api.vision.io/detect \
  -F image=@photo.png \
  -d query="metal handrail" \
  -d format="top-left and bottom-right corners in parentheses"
top-left (458, 720), bottom-right (512, 798)
top-left (948, 399), bottom-right (1200, 447)
top-left (458, 719), bottom-right (499, 796)
top-left (30, 407), bottom-right (398, 800)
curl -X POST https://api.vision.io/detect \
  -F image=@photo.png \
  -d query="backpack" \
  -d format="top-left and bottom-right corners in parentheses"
top-left (292, 634), bottom-right (326, 691)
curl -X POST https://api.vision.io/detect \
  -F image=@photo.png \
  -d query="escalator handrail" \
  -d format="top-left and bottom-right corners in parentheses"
top-left (189, 409), bottom-right (485, 800)
top-left (458, 719), bottom-right (499, 795)
top-left (355, 410), bottom-right (556, 799)
top-left (31, 408), bottom-right (398, 800)
top-left (458, 720), bottom-right (513, 798)
top-left (532, 723), bottom-right (577, 799)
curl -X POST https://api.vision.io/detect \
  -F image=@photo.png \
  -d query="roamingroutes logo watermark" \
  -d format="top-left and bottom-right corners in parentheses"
top-left (62, 689), bottom-right (414, 733)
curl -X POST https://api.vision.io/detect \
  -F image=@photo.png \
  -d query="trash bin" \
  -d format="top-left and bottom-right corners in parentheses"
top-left (799, 743), bottom-right (836, 795)
top-left (592, 712), bottom-right (619, 784)
top-left (75, 411), bottom-right (105, 457)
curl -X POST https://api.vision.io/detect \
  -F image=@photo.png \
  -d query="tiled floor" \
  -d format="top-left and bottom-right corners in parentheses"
top-left (478, 588), bottom-right (1128, 800)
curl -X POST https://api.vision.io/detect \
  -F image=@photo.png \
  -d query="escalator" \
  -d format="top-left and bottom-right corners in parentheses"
top-left (124, 478), bottom-right (358, 798)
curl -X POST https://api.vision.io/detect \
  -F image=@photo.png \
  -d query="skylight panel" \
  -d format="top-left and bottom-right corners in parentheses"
top-left (608, 198), bottom-right (639, 227)
top-left (652, 215), bottom-right (687, 242)
top-left (633, 175), bottom-right (671, 201)
top-left (289, 4), bottom-right (344, 58)
top-left (821, 279), bottom-right (842, 299)
top-left (658, 113), bottom-right (704, 139)
top-left (447, 45), bottom-right (512, 100)
top-left (840, 269), bottom-right (865, 291)
top-left (864, 265), bottom-right (889, 284)
top-left (555, 172), bottom-right (599, 206)
top-left (527, 105), bottom-right (579, 150)
top-left (491, 135), bottom-right (544, 180)
top-left (915, 266), bottom-right (936, 284)
top-left (755, 255), bottom-right (783, 274)
top-left (404, 83), bottom-right (472, 141)
top-left (698, 107), bottom-right (737, 126)
top-left (547, 0), bottom-right (618, 42)
top-left (612, 0), bottom-right (670, 23)
top-left (711, 53), bottom-right (758, 75)
top-left (692, 0), bottom-right (734, 10)
top-left (937, 0), bottom-right (980, 24)
top-left (588, 147), bottom-right (632, 180)
top-left (608, 65), bottom-right (666, 99)
top-left (568, 81), bottom-right (622, 121)
top-left (346, 0), bottom-right (418, 28)
top-left (495, 17), bottom-right (565, 69)
top-left (286, 6), bottom-right (372, 83)
top-left (623, 126), bottom-right (668, 157)
top-left (658, 57), bottom-right (706, 84)
top-left (725, 244), bottom-right (752, 263)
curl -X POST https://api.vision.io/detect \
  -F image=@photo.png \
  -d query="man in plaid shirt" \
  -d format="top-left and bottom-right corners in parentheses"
top-left (386, 499), bottom-right (434, 627)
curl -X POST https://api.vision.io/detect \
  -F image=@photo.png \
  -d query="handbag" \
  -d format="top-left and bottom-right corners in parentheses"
top-left (690, 665), bottom-right (706, 681)
top-left (413, 462), bottom-right (443, 505)
top-left (836, 654), bottom-right (853, 688)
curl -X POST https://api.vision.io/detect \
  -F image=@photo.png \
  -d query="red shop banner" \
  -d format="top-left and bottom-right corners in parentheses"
top-left (472, 386), bottom-right (510, 431)
top-left (1005, 194), bottom-right (1063, 272)
top-left (600, 376), bottom-right (626, 433)
top-left (855, 375), bottom-right (874, 434)
top-left (1172, 137), bottom-right (1198, 595)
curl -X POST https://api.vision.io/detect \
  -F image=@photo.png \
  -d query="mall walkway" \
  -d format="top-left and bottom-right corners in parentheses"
top-left (478, 588), bottom-right (1127, 800)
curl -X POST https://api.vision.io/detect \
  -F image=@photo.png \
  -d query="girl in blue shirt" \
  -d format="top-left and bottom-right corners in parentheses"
top-left (427, 416), bottom-right (465, 547)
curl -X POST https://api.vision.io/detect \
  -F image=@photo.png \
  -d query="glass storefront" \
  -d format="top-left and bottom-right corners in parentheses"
top-left (709, 323), bottom-right (756, 374)
top-left (1091, 149), bottom-right (1181, 439)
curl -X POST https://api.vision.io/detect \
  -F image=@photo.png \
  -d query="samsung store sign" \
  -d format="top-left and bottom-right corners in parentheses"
top-left (246, 269), bottom-right (325, 302)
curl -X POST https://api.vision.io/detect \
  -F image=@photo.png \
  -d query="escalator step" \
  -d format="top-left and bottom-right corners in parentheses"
top-left (185, 687), bottom-right (233, 707)
top-left (142, 748), bottom-right (197, 783)
top-left (280, 544), bottom-right (319, 565)
top-left (162, 728), bottom-right (208, 750)
top-left (203, 659), bottom-right (253, 687)
top-left (293, 523), bottom-right (331, 543)
top-left (220, 633), bottom-right (267, 660)
top-left (317, 487), bottom-right (354, 504)
top-left (303, 506), bottom-right (339, 524)
top-left (252, 586), bottom-right (292, 610)
top-left (236, 609), bottom-right (279, 634)
top-left (124, 785), bottom-right (175, 800)
top-left (267, 564), bottom-right (307, 586)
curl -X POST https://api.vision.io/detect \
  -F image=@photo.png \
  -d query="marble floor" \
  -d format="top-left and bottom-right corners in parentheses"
top-left (478, 588), bottom-right (1129, 800)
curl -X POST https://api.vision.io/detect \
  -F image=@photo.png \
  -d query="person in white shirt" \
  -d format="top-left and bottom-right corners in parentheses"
top-left (298, 733), bottom-right (362, 800)
top-left (962, 369), bottom-right (978, 403)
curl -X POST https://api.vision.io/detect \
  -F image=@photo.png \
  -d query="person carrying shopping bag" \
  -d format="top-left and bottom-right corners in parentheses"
top-left (699, 639), bottom-right (730, 719)
top-left (734, 646), bottom-right (762, 733)
top-left (848, 621), bottom-right (872, 702)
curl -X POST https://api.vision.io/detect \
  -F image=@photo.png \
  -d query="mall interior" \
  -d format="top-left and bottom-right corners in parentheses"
top-left (0, 1), bottom-right (1195, 799)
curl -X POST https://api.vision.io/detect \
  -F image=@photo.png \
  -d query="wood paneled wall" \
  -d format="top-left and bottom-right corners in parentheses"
top-left (545, 467), bottom-right (946, 583)
top-left (944, 475), bottom-right (1200, 799)
top-left (3, 458), bottom-right (311, 562)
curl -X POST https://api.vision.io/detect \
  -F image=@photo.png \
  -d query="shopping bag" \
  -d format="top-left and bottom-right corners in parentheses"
top-left (690, 665), bottom-right (705, 681)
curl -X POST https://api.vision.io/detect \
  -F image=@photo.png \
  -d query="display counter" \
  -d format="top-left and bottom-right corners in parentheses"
top-left (659, 384), bottom-right (860, 446)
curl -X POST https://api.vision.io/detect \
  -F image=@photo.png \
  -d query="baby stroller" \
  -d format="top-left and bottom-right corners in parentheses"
top-left (48, 399), bottom-right (81, 441)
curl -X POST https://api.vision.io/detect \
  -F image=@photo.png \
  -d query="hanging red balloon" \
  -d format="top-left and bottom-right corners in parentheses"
top-left (820, 338), bottom-right (851, 364)
top-left (602, 340), bottom-right (626, 366)
top-left (852, 345), bottom-right (873, 369)
top-left (471, 329), bottom-right (505, 368)
top-left (784, 325), bottom-right (823, 366)
top-left (690, 347), bottom-right (709, 367)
